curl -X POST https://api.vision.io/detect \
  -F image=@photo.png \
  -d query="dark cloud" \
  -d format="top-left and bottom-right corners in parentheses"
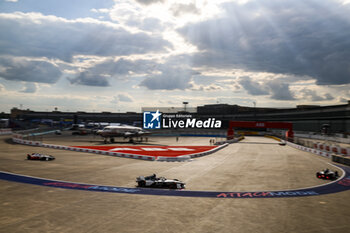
top-left (134, 0), bottom-right (164, 5)
top-left (68, 58), bottom-right (157, 86)
top-left (140, 67), bottom-right (198, 90)
top-left (266, 80), bottom-right (295, 100)
top-left (171, 3), bottom-right (200, 16)
top-left (300, 88), bottom-right (334, 101)
top-left (77, 55), bottom-right (198, 89)
top-left (238, 76), bottom-right (295, 100)
top-left (111, 94), bottom-right (134, 104)
top-left (117, 94), bottom-right (133, 102)
top-left (0, 12), bottom-right (171, 62)
top-left (88, 58), bottom-right (157, 77)
top-left (0, 57), bottom-right (62, 83)
top-left (68, 71), bottom-right (110, 87)
top-left (178, 0), bottom-right (350, 85)
top-left (238, 76), bottom-right (269, 95)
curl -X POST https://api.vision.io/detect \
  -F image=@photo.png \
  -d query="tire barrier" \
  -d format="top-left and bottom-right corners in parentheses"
top-left (1, 164), bottom-right (350, 198)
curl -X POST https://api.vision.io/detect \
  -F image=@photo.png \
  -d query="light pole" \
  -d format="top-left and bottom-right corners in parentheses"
top-left (253, 101), bottom-right (256, 120)
top-left (183, 102), bottom-right (189, 112)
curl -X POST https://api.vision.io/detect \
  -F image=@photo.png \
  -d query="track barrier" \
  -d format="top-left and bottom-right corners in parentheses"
top-left (332, 154), bottom-right (350, 166)
top-left (11, 134), bottom-right (229, 162)
top-left (286, 141), bottom-right (333, 158)
top-left (312, 142), bottom-right (350, 157)
top-left (286, 139), bottom-right (350, 167)
top-left (12, 137), bottom-right (156, 161)
top-left (0, 128), bottom-right (12, 135)
top-left (214, 136), bottom-right (245, 145)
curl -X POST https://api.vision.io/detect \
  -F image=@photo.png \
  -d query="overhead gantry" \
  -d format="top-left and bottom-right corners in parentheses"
top-left (227, 121), bottom-right (294, 140)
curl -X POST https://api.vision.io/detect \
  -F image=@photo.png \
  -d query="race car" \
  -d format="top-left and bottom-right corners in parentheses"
top-left (279, 141), bottom-right (286, 146)
top-left (316, 168), bottom-right (339, 180)
top-left (27, 153), bottom-right (55, 161)
top-left (136, 174), bottom-right (185, 189)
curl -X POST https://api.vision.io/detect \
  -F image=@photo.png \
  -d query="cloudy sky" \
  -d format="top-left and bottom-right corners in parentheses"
top-left (0, 0), bottom-right (350, 113)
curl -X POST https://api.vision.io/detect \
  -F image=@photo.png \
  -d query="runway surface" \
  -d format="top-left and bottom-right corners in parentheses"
top-left (1, 134), bottom-right (350, 232)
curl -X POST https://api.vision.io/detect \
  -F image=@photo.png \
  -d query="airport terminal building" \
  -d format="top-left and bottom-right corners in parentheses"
top-left (8, 101), bottom-right (350, 134)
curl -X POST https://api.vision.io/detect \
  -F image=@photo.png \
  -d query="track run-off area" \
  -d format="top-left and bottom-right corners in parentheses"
top-left (1, 134), bottom-right (350, 233)
top-left (1, 164), bottom-right (350, 198)
top-left (1, 135), bottom-right (350, 198)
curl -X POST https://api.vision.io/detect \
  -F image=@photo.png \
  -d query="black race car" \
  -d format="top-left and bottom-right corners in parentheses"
top-left (316, 169), bottom-right (339, 180)
top-left (136, 174), bottom-right (185, 189)
top-left (27, 153), bottom-right (55, 161)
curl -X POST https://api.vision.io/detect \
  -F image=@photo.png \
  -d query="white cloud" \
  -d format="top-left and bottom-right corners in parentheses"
top-left (117, 93), bottom-right (133, 102)
top-left (0, 0), bottom-right (349, 112)
top-left (112, 93), bottom-right (134, 104)
top-left (20, 83), bottom-right (37, 93)
top-left (0, 83), bottom-right (5, 92)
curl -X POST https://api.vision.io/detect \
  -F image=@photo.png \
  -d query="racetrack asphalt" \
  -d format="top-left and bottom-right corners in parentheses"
top-left (1, 133), bottom-right (350, 233)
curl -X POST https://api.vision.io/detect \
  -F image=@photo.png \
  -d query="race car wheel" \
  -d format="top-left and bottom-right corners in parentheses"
top-left (138, 181), bottom-right (146, 187)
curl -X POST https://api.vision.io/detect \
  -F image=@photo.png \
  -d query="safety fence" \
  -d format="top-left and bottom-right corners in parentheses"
top-left (287, 140), bottom-right (350, 167)
top-left (286, 141), bottom-right (334, 158)
top-left (311, 142), bottom-right (350, 157)
top-left (268, 133), bottom-right (350, 157)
